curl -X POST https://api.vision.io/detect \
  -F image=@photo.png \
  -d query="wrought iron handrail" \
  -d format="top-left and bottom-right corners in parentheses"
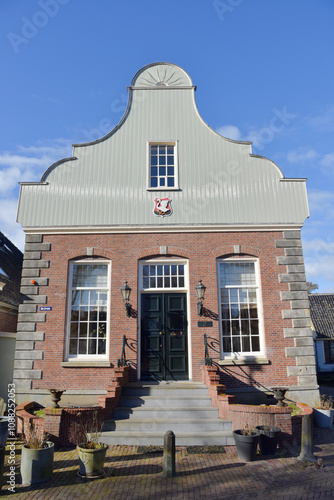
top-left (117, 334), bottom-right (128, 367)
top-left (204, 333), bottom-right (213, 366)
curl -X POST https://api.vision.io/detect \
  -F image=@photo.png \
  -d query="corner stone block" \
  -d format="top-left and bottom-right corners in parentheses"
top-left (15, 350), bottom-right (43, 360)
top-left (17, 323), bottom-right (36, 332)
top-left (293, 318), bottom-right (312, 328)
top-left (22, 260), bottom-right (50, 269)
top-left (283, 230), bottom-right (301, 239)
top-left (25, 234), bottom-right (43, 243)
top-left (286, 265), bottom-right (306, 274)
top-left (297, 375), bottom-right (318, 386)
top-left (13, 369), bottom-right (42, 379)
top-left (275, 239), bottom-right (302, 248)
top-left (285, 248), bottom-right (304, 256)
top-left (287, 365), bottom-right (317, 377)
top-left (281, 291), bottom-right (308, 301)
top-left (24, 251), bottom-right (42, 260)
top-left (295, 337), bottom-right (314, 347)
top-left (21, 277), bottom-right (48, 287)
top-left (22, 269), bottom-right (41, 278)
top-left (279, 273), bottom-right (306, 283)
top-left (296, 356), bottom-right (316, 366)
top-left (282, 309), bottom-right (310, 320)
top-left (12, 379), bottom-right (32, 390)
top-left (18, 313), bottom-right (46, 323)
top-left (14, 360), bottom-right (33, 369)
top-left (284, 328), bottom-right (313, 338)
top-left (25, 242), bottom-right (51, 252)
top-left (290, 300), bottom-right (311, 309)
top-left (20, 286), bottom-right (39, 295)
top-left (285, 346), bottom-right (315, 357)
top-left (18, 304), bottom-right (38, 313)
top-left (289, 282), bottom-right (307, 292)
top-left (15, 341), bottom-right (34, 350)
top-left (21, 295), bottom-right (47, 304)
top-left (277, 256), bottom-right (304, 265)
top-left (16, 332), bottom-right (45, 341)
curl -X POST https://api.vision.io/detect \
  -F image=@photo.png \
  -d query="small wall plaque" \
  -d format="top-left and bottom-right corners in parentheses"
top-left (198, 321), bottom-right (213, 327)
top-left (40, 306), bottom-right (52, 311)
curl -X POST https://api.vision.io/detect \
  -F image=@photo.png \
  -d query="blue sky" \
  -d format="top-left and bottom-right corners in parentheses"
top-left (1, 0), bottom-right (334, 291)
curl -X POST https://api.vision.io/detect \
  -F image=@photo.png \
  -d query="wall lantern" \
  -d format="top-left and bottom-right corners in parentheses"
top-left (195, 279), bottom-right (206, 316)
top-left (121, 281), bottom-right (132, 317)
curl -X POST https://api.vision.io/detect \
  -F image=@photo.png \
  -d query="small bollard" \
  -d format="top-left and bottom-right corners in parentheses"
top-left (163, 430), bottom-right (176, 477)
top-left (297, 414), bottom-right (317, 463)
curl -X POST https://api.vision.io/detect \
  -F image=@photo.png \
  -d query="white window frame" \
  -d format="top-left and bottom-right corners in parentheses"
top-left (217, 257), bottom-right (265, 360)
top-left (146, 141), bottom-right (179, 190)
top-left (139, 259), bottom-right (188, 292)
top-left (65, 259), bottom-right (111, 361)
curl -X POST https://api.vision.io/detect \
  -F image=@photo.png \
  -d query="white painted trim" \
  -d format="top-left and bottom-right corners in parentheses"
top-left (22, 224), bottom-right (304, 235)
top-left (146, 141), bottom-right (179, 190)
top-left (137, 258), bottom-right (192, 381)
top-left (216, 257), bottom-right (265, 360)
top-left (65, 259), bottom-right (111, 362)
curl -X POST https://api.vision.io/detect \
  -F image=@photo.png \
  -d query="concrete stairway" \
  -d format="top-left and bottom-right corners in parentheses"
top-left (99, 381), bottom-right (233, 446)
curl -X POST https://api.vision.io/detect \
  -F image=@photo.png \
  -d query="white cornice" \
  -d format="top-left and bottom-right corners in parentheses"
top-left (21, 223), bottom-right (303, 235)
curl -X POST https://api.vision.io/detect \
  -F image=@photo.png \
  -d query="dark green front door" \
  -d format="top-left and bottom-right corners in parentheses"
top-left (141, 293), bottom-right (188, 381)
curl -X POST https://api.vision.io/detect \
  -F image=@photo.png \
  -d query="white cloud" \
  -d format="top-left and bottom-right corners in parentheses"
top-left (286, 148), bottom-right (317, 164)
top-left (216, 125), bottom-right (242, 141)
top-left (320, 152), bottom-right (334, 168)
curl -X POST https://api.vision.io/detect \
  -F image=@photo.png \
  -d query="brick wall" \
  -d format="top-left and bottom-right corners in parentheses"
top-left (0, 310), bottom-right (18, 333)
top-left (14, 229), bottom-right (317, 404)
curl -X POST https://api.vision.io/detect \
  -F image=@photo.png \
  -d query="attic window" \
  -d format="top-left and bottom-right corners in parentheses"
top-left (148, 142), bottom-right (179, 190)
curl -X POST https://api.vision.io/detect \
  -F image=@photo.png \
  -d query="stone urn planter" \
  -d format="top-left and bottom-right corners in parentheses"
top-left (0, 417), bottom-right (9, 448)
top-left (232, 428), bottom-right (261, 462)
top-left (77, 443), bottom-right (109, 478)
top-left (20, 441), bottom-right (54, 486)
top-left (256, 425), bottom-right (281, 455)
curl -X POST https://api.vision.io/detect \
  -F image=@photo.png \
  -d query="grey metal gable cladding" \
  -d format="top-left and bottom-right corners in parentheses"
top-left (17, 63), bottom-right (309, 230)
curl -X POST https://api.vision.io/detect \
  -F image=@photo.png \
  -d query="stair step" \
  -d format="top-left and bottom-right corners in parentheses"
top-left (99, 430), bottom-right (235, 446)
top-left (119, 396), bottom-right (213, 407)
top-left (103, 418), bottom-right (232, 432)
top-left (114, 406), bottom-right (219, 420)
top-left (123, 382), bottom-right (210, 397)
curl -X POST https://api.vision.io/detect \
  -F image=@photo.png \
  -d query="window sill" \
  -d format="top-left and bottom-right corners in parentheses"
top-left (61, 361), bottom-right (112, 368)
top-left (218, 357), bottom-right (270, 366)
top-left (147, 187), bottom-right (181, 191)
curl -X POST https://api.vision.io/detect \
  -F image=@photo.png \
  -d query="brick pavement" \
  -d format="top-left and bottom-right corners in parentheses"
top-left (1, 427), bottom-right (334, 499)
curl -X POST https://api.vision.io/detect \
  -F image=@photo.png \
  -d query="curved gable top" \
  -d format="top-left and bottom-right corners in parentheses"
top-left (17, 62), bottom-right (309, 230)
top-left (131, 62), bottom-right (193, 88)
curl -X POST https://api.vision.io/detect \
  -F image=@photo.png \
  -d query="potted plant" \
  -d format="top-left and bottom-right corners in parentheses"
top-left (313, 395), bottom-right (334, 428)
top-left (76, 411), bottom-right (108, 479)
top-left (256, 425), bottom-right (281, 455)
top-left (232, 425), bottom-right (261, 462)
top-left (20, 427), bottom-right (54, 486)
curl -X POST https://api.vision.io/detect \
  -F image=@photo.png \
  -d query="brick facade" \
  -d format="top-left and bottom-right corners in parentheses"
top-left (13, 228), bottom-right (318, 406)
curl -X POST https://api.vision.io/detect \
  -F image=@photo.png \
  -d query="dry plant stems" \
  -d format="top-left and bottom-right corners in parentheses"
top-left (315, 394), bottom-right (334, 410)
top-left (77, 410), bottom-right (104, 449)
top-left (25, 424), bottom-right (50, 449)
top-left (241, 424), bottom-right (256, 436)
